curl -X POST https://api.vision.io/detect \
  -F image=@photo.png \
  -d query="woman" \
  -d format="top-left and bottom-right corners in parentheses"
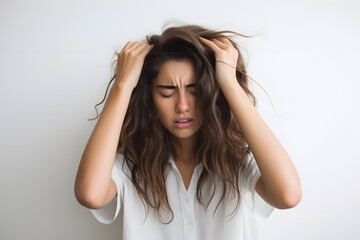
top-left (74, 24), bottom-right (302, 239)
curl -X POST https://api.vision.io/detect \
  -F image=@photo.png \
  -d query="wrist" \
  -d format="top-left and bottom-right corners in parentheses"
top-left (110, 81), bottom-right (134, 99)
top-left (113, 79), bottom-right (135, 92)
top-left (218, 76), bottom-right (239, 92)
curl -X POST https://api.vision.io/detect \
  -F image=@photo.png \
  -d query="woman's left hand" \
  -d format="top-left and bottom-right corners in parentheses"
top-left (199, 36), bottom-right (238, 89)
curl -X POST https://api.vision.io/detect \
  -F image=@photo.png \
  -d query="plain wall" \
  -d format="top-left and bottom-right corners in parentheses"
top-left (1, 0), bottom-right (359, 239)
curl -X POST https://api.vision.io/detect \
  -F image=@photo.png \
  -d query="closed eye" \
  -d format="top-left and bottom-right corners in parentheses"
top-left (160, 94), bottom-right (173, 98)
top-left (160, 92), bottom-right (196, 98)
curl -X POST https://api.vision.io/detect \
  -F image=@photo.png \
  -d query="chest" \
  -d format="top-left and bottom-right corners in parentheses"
top-left (175, 162), bottom-right (195, 191)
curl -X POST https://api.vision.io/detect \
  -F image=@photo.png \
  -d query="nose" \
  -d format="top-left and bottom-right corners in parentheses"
top-left (175, 91), bottom-right (190, 113)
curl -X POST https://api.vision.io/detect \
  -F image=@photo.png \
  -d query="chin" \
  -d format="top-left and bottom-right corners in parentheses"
top-left (173, 133), bottom-right (196, 139)
top-left (170, 129), bottom-right (199, 139)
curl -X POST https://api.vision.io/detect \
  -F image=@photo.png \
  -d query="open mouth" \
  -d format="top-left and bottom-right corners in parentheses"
top-left (174, 119), bottom-right (193, 123)
top-left (173, 119), bottom-right (194, 128)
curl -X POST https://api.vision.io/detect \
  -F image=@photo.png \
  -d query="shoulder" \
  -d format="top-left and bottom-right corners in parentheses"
top-left (244, 153), bottom-right (258, 172)
top-left (114, 152), bottom-right (125, 167)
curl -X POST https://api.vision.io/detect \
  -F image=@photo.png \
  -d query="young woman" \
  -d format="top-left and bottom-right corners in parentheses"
top-left (74, 24), bottom-right (302, 240)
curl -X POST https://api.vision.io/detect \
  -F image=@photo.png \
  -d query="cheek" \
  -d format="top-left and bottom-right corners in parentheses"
top-left (153, 98), bottom-right (171, 120)
top-left (156, 108), bottom-right (172, 129)
top-left (158, 103), bottom-right (171, 119)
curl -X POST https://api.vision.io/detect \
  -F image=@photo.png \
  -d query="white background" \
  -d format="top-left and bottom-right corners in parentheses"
top-left (1, 0), bottom-right (359, 239)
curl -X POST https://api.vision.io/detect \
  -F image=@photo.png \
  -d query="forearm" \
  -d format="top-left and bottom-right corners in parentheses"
top-left (220, 78), bottom-right (302, 206)
top-left (74, 82), bottom-right (133, 208)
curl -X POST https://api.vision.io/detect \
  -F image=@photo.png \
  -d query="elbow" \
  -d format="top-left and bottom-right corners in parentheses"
top-left (276, 187), bottom-right (302, 209)
top-left (74, 184), bottom-right (104, 209)
top-left (282, 191), bottom-right (302, 209)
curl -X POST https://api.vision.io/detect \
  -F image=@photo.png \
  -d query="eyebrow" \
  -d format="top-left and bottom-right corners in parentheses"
top-left (156, 83), bottom-right (196, 89)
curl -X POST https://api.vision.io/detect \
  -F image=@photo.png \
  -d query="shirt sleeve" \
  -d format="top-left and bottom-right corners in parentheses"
top-left (89, 153), bottom-right (125, 224)
top-left (239, 153), bottom-right (274, 220)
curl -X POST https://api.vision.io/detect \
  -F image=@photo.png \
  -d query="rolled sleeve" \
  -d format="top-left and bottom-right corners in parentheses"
top-left (240, 154), bottom-right (274, 220)
top-left (89, 153), bottom-right (124, 224)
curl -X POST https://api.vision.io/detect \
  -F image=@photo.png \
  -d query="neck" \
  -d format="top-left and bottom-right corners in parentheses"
top-left (173, 135), bottom-right (197, 165)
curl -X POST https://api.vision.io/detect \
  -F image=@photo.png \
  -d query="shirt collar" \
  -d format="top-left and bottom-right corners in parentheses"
top-left (168, 154), bottom-right (204, 173)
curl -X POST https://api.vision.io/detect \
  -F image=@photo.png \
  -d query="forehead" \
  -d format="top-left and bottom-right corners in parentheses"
top-left (154, 58), bottom-right (196, 84)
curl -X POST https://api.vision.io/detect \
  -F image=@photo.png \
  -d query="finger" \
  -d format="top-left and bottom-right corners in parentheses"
top-left (126, 40), bottom-right (147, 52)
top-left (217, 36), bottom-right (231, 43)
top-left (216, 37), bottom-right (235, 50)
top-left (139, 44), bottom-right (154, 57)
top-left (199, 37), bottom-right (220, 52)
top-left (212, 38), bottom-right (227, 49)
top-left (122, 41), bottom-right (137, 51)
top-left (131, 41), bottom-right (151, 55)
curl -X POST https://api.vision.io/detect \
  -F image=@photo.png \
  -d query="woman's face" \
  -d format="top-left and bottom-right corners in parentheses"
top-left (152, 59), bottom-right (203, 141)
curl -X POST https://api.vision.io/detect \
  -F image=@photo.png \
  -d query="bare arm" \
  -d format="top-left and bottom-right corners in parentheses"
top-left (223, 80), bottom-right (302, 209)
top-left (74, 84), bottom-right (133, 209)
top-left (74, 41), bottom-right (153, 209)
top-left (199, 36), bottom-right (302, 209)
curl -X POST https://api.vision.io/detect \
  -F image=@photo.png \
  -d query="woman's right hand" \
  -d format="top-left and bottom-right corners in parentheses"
top-left (114, 40), bottom-right (154, 90)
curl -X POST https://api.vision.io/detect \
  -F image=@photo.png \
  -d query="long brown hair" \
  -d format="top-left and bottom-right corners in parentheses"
top-left (89, 23), bottom-right (273, 224)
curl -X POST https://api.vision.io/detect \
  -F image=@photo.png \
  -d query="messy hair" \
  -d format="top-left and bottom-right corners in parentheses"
top-left (89, 23), bottom-right (271, 224)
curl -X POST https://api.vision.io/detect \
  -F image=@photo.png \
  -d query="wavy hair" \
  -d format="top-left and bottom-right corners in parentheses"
top-left (89, 23), bottom-right (274, 224)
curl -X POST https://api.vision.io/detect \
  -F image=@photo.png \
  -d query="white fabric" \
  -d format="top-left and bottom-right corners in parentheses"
top-left (89, 152), bottom-right (274, 240)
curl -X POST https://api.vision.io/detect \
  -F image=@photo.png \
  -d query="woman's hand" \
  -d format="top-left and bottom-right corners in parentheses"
top-left (114, 40), bottom-right (154, 90)
top-left (199, 36), bottom-right (238, 89)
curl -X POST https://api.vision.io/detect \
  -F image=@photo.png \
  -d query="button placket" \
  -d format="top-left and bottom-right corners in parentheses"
top-left (182, 191), bottom-right (196, 240)
top-left (170, 157), bottom-right (199, 240)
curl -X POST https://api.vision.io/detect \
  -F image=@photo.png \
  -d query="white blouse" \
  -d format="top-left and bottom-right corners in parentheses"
top-left (90, 152), bottom-right (274, 240)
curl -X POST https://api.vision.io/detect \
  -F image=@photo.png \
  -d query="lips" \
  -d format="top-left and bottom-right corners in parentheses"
top-left (173, 118), bottom-right (194, 128)
top-left (174, 117), bottom-right (194, 123)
